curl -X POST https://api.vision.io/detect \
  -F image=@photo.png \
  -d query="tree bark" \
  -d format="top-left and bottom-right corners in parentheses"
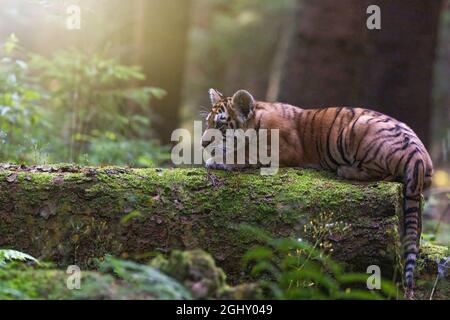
top-left (278, 0), bottom-right (443, 147)
top-left (431, 1), bottom-right (450, 164)
top-left (0, 165), bottom-right (404, 282)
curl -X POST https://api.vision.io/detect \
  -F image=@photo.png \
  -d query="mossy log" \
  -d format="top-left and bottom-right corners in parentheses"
top-left (0, 164), bottom-right (404, 282)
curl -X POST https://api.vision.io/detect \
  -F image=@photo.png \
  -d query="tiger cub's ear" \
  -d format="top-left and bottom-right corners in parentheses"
top-left (232, 90), bottom-right (254, 123)
top-left (209, 88), bottom-right (223, 105)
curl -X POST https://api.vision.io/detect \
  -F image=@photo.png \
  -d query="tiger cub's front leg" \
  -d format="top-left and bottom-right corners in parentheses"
top-left (205, 150), bottom-right (241, 171)
top-left (205, 150), bottom-right (257, 171)
top-left (205, 157), bottom-right (256, 171)
top-left (205, 156), bottom-right (232, 171)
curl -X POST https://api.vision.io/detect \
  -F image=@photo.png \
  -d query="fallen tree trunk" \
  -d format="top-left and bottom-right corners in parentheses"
top-left (0, 165), bottom-right (404, 282)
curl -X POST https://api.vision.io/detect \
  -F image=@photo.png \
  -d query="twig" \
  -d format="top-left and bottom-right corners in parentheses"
top-left (429, 274), bottom-right (440, 300)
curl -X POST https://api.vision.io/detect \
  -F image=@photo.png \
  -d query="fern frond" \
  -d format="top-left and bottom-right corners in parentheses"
top-left (0, 249), bottom-right (39, 267)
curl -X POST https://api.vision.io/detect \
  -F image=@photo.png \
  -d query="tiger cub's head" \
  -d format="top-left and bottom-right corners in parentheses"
top-left (202, 89), bottom-right (255, 148)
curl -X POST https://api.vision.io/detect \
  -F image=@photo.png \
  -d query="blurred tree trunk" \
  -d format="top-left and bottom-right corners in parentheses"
top-left (122, 0), bottom-right (192, 144)
top-left (362, 1), bottom-right (443, 148)
top-left (278, 1), bottom-right (367, 106)
top-left (431, 1), bottom-right (450, 164)
top-left (278, 0), bottom-right (443, 147)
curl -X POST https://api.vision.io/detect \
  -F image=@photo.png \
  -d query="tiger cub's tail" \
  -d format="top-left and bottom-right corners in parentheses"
top-left (402, 155), bottom-right (431, 289)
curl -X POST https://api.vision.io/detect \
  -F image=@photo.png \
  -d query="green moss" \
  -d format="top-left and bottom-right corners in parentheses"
top-left (150, 249), bottom-right (228, 299)
top-left (416, 243), bottom-right (450, 274)
top-left (0, 251), bottom-right (262, 300)
top-left (0, 266), bottom-right (103, 299)
top-left (414, 243), bottom-right (450, 300)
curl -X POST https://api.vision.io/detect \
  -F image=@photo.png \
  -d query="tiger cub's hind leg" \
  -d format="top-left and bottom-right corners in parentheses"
top-left (337, 166), bottom-right (377, 181)
top-left (338, 165), bottom-right (395, 182)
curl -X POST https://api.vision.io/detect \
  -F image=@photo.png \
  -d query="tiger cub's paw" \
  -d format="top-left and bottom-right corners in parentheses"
top-left (205, 158), bottom-right (232, 171)
top-left (405, 288), bottom-right (415, 300)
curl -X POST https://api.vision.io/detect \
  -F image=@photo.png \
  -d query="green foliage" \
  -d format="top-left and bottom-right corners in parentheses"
top-left (0, 35), bottom-right (169, 166)
top-left (0, 253), bottom-right (191, 300)
top-left (149, 249), bottom-right (229, 299)
top-left (241, 225), bottom-right (397, 300)
top-left (88, 137), bottom-right (171, 167)
top-left (0, 249), bottom-right (41, 299)
top-left (0, 249), bottom-right (38, 267)
top-left (0, 34), bottom-right (45, 163)
top-left (424, 220), bottom-right (450, 246)
top-left (91, 255), bottom-right (192, 300)
top-left (208, 0), bottom-right (294, 57)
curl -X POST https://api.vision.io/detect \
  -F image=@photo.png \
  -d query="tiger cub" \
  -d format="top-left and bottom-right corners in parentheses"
top-left (202, 89), bottom-right (433, 295)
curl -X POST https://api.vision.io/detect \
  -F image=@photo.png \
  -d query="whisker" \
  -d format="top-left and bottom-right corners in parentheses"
top-left (198, 105), bottom-right (211, 114)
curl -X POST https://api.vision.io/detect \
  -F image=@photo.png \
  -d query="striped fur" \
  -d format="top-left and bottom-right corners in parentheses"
top-left (202, 89), bottom-right (433, 291)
